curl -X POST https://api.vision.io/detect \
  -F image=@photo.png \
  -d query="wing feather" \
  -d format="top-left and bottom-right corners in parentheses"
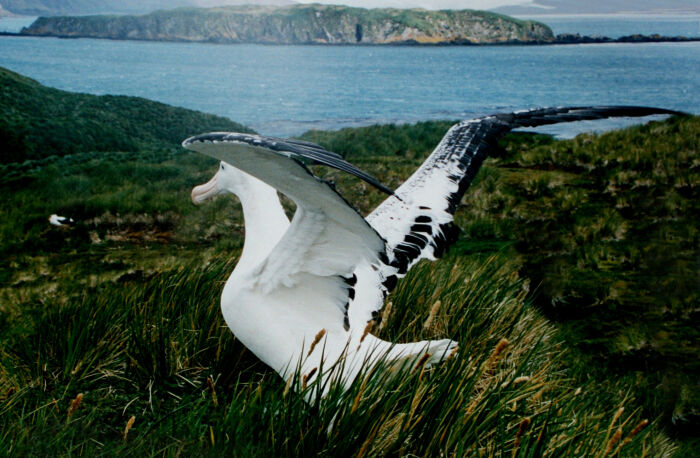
top-left (348, 105), bottom-right (683, 327)
top-left (186, 133), bottom-right (394, 195)
top-left (183, 134), bottom-right (389, 330)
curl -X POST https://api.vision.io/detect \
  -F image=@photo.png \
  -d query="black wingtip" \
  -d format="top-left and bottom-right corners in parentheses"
top-left (371, 181), bottom-right (395, 196)
top-left (499, 105), bottom-right (686, 129)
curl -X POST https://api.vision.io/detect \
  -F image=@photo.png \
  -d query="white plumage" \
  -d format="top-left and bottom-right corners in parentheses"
top-left (185, 136), bottom-right (456, 397)
top-left (48, 214), bottom-right (74, 227)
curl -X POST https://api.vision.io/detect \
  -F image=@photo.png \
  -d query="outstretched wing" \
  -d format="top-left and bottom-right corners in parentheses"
top-left (349, 106), bottom-right (683, 327)
top-left (187, 133), bottom-right (394, 195)
top-left (183, 133), bottom-right (391, 331)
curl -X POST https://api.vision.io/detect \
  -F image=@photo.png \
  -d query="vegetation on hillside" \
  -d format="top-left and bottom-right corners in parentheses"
top-left (21, 4), bottom-right (553, 45)
top-left (0, 69), bottom-right (697, 454)
top-left (0, 67), bottom-right (251, 164)
top-left (301, 116), bottom-right (700, 443)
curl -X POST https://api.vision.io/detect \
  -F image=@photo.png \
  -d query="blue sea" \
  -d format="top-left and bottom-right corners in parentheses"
top-left (0, 15), bottom-right (698, 137)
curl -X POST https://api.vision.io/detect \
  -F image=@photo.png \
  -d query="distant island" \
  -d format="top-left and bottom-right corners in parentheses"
top-left (18, 4), bottom-right (554, 45)
top-left (555, 33), bottom-right (700, 44)
top-left (15, 4), bottom-right (700, 46)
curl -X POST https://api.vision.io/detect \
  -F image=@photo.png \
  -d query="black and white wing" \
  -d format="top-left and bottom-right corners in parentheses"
top-left (183, 107), bottom-right (682, 331)
top-left (183, 133), bottom-right (392, 331)
top-left (350, 106), bottom-right (683, 326)
top-left (187, 133), bottom-right (393, 195)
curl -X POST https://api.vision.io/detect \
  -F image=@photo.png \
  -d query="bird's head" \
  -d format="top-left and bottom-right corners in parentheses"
top-left (192, 161), bottom-right (251, 205)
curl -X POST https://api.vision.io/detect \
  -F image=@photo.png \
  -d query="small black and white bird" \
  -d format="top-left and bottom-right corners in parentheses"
top-left (184, 106), bottom-right (680, 396)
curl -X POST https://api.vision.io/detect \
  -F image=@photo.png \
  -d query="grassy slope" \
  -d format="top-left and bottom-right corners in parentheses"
top-left (0, 71), bottom-right (697, 454)
top-left (3, 250), bottom-right (675, 456)
top-left (0, 66), bottom-right (251, 164)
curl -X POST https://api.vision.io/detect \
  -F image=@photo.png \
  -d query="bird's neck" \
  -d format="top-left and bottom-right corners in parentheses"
top-left (236, 178), bottom-right (289, 270)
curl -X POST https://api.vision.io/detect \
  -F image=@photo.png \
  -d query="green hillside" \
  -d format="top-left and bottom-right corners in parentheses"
top-left (0, 66), bottom-right (250, 164)
top-left (0, 67), bottom-right (697, 454)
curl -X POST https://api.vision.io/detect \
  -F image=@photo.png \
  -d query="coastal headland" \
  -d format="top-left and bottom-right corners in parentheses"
top-left (18, 4), bottom-right (554, 45)
top-left (14, 5), bottom-right (700, 46)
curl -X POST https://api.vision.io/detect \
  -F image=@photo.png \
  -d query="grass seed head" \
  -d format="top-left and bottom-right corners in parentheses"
top-left (283, 375), bottom-right (293, 397)
top-left (445, 344), bottom-right (459, 362)
top-left (514, 417), bottom-right (531, 449)
top-left (423, 300), bottom-right (442, 331)
top-left (609, 407), bottom-right (625, 433)
top-left (604, 427), bottom-right (623, 456)
top-left (622, 419), bottom-right (649, 446)
top-left (123, 416), bottom-right (136, 441)
top-left (379, 301), bottom-right (393, 331)
top-left (207, 377), bottom-right (218, 407)
top-left (412, 352), bottom-right (432, 374)
top-left (66, 393), bottom-right (83, 419)
top-left (307, 328), bottom-right (327, 357)
top-left (486, 338), bottom-right (510, 373)
top-left (360, 321), bottom-right (374, 344)
top-left (302, 367), bottom-right (317, 390)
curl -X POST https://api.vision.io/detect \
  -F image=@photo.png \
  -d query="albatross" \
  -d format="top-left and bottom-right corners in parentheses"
top-left (184, 106), bottom-right (680, 397)
top-left (49, 214), bottom-right (75, 227)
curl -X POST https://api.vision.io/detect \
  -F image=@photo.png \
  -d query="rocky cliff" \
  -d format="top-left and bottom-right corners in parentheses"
top-left (21, 4), bottom-right (554, 45)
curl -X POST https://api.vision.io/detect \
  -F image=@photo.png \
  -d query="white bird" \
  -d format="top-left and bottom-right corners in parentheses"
top-left (48, 214), bottom-right (75, 227)
top-left (183, 106), bottom-right (679, 396)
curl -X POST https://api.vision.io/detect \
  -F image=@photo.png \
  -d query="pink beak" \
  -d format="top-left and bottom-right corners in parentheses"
top-left (191, 171), bottom-right (220, 205)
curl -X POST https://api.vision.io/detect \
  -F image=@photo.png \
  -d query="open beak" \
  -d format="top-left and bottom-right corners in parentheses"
top-left (191, 171), bottom-right (221, 205)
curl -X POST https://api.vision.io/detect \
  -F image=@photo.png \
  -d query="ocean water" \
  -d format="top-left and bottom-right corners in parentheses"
top-left (0, 17), bottom-right (698, 137)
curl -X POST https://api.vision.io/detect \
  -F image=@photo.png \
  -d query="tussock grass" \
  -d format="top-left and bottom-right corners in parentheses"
top-left (305, 116), bottom-right (699, 442)
top-left (0, 254), bottom-right (675, 456)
